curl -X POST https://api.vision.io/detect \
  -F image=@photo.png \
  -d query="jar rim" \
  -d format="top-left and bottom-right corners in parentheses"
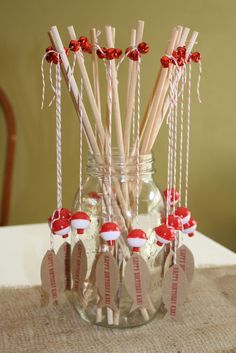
top-left (86, 148), bottom-right (155, 179)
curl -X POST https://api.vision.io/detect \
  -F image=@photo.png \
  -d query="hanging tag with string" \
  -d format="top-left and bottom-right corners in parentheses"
top-left (40, 50), bottom-right (68, 303)
top-left (175, 52), bottom-right (202, 284)
top-left (70, 77), bottom-right (90, 300)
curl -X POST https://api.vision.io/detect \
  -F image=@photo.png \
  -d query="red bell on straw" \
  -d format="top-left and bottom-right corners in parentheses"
top-left (160, 55), bottom-right (171, 68)
top-left (137, 42), bottom-right (149, 54)
top-left (99, 222), bottom-right (120, 246)
top-left (174, 207), bottom-right (191, 226)
top-left (106, 48), bottom-right (116, 60)
top-left (69, 39), bottom-right (80, 52)
top-left (71, 211), bottom-right (91, 234)
top-left (163, 188), bottom-right (180, 207)
top-left (191, 52), bottom-right (201, 63)
top-left (154, 224), bottom-right (175, 247)
top-left (182, 218), bottom-right (197, 237)
top-left (127, 229), bottom-right (148, 252)
top-left (51, 218), bottom-right (71, 238)
top-left (96, 47), bottom-right (107, 59)
top-left (114, 48), bottom-right (122, 59)
top-left (162, 214), bottom-right (182, 231)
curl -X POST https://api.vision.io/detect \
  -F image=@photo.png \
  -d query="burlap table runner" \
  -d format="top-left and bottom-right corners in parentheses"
top-left (0, 265), bottom-right (236, 353)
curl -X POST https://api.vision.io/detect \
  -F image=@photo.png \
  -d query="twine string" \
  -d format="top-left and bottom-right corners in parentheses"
top-left (172, 65), bottom-right (179, 212)
top-left (166, 66), bottom-right (174, 219)
top-left (41, 50), bottom-right (59, 110)
top-left (178, 67), bottom-right (186, 206)
top-left (55, 58), bottom-right (62, 210)
top-left (79, 78), bottom-right (84, 210)
top-left (136, 57), bottom-right (141, 222)
top-left (185, 63), bottom-right (192, 208)
top-left (48, 62), bottom-right (56, 107)
top-left (107, 61), bottom-right (113, 221)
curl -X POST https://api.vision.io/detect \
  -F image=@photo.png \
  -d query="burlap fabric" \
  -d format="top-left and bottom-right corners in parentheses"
top-left (0, 266), bottom-right (236, 353)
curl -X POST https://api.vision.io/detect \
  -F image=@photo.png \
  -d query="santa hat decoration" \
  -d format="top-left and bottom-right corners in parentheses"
top-left (127, 229), bottom-right (148, 252)
top-left (182, 218), bottom-right (197, 237)
top-left (163, 188), bottom-right (180, 207)
top-left (154, 224), bottom-right (175, 247)
top-left (99, 222), bottom-right (121, 246)
top-left (174, 206), bottom-right (191, 226)
top-left (71, 211), bottom-right (91, 234)
top-left (51, 217), bottom-right (71, 238)
top-left (162, 214), bottom-right (182, 231)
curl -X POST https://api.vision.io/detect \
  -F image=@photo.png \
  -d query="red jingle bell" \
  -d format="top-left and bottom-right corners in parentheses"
top-left (129, 49), bottom-right (140, 61)
top-left (160, 55), bottom-right (171, 68)
top-left (51, 218), bottom-right (71, 238)
top-left (127, 229), bottom-right (148, 252)
top-left (106, 48), bottom-right (116, 60)
top-left (154, 224), bottom-right (175, 247)
top-left (96, 47), bottom-right (107, 59)
top-left (100, 222), bottom-right (121, 246)
top-left (84, 42), bottom-right (92, 54)
top-left (69, 39), bottom-right (80, 52)
top-left (163, 188), bottom-right (180, 207)
top-left (78, 36), bottom-right (88, 47)
top-left (71, 211), bottom-right (91, 234)
top-left (52, 52), bottom-right (60, 64)
top-left (182, 217), bottom-right (197, 237)
top-left (174, 207), bottom-right (191, 226)
top-left (162, 214), bottom-right (182, 231)
top-left (78, 36), bottom-right (92, 53)
top-left (177, 46), bottom-right (186, 59)
top-left (191, 52), bottom-right (201, 63)
top-left (46, 53), bottom-right (53, 63)
top-left (137, 42), bottom-right (149, 54)
top-left (114, 48), bottom-right (122, 59)
top-left (45, 46), bottom-right (54, 63)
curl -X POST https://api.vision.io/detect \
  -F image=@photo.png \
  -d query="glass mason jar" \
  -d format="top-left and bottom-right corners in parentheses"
top-left (71, 150), bottom-right (166, 328)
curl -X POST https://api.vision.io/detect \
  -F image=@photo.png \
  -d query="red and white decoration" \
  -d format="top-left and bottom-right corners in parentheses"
top-left (174, 207), bottom-right (191, 226)
top-left (99, 222), bottom-right (121, 246)
top-left (182, 218), bottom-right (197, 237)
top-left (127, 229), bottom-right (148, 252)
top-left (162, 214), bottom-right (182, 231)
top-left (154, 224), bottom-right (175, 247)
top-left (51, 217), bottom-right (71, 239)
top-left (71, 211), bottom-right (91, 234)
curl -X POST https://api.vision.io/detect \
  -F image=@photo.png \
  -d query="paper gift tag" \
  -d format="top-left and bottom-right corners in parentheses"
top-left (176, 245), bottom-right (195, 284)
top-left (95, 252), bottom-right (120, 311)
top-left (71, 240), bottom-right (87, 297)
top-left (124, 254), bottom-right (153, 312)
top-left (162, 264), bottom-right (188, 320)
top-left (57, 242), bottom-right (71, 291)
top-left (40, 250), bottom-right (64, 304)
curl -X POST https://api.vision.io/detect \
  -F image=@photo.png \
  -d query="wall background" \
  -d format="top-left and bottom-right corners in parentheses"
top-left (0, 0), bottom-right (236, 251)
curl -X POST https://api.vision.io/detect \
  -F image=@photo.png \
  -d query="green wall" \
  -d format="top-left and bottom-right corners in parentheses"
top-left (1, 0), bottom-right (236, 251)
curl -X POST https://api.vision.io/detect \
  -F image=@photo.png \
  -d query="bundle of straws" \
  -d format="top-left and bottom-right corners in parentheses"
top-left (41, 20), bottom-right (201, 256)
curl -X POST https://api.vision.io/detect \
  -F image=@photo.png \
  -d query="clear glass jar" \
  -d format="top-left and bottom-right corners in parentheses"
top-left (71, 150), bottom-right (166, 328)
